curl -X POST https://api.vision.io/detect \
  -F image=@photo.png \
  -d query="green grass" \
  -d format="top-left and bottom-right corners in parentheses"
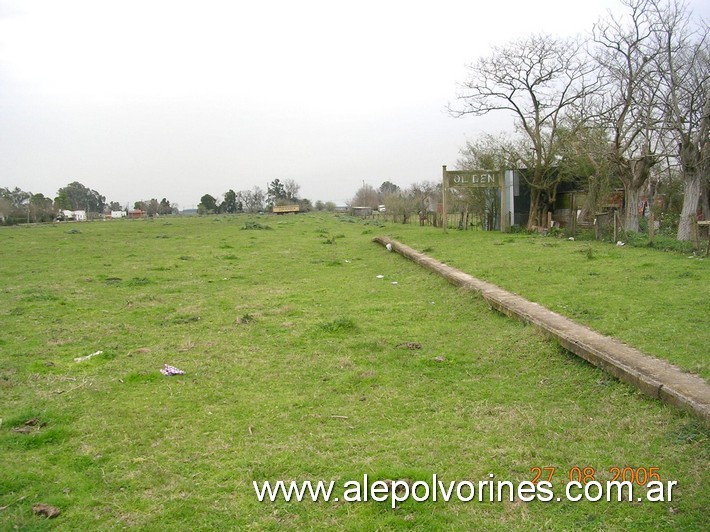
top-left (0, 214), bottom-right (708, 529)
top-left (385, 225), bottom-right (710, 381)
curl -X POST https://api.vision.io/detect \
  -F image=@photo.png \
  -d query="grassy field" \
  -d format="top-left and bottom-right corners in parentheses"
top-left (1, 214), bottom-right (708, 530)
top-left (384, 223), bottom-right (710, 381)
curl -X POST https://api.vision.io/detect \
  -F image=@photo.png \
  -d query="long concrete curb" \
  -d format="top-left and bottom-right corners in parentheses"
top-left (374, 236), bottom-right (710, 426)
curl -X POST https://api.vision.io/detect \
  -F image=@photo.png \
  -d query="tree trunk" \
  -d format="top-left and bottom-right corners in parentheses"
top-left (527, 189), bottom-right (543, 230)
top-left (623, 184), bottom-right (642, 233)
top-left (622, 152), bottom-right (656, 233)
top-left (677, 171), bottom-right (702, 241)
top-left (701, 178), bottom-right (710, 221)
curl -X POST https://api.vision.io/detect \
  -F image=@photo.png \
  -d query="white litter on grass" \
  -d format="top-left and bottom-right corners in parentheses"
top-left (376, 275), bottom-right (384, 279)
top-left (568, 237), bottom-right (575, 241)
top-left (616, 241), bottom-right (625, 246)
top-left (345, 260), bottom-right (351, 263)
top-left (391, 281), bottom-right (398, 285)
top-left (386, 243), bottom-right (393, 251)
top-left (160, 364), bottom-right (186, 376)
top-left (74, 350), bottom-right (103, 363)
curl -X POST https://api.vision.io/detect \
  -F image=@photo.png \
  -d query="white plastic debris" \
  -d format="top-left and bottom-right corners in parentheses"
top-left (74, 350), bottom-right (103, 363)
top-left (386, 243), bottom-right (393, 252)
top-left (391, 281), bottom-right (398, 285)
top-left (616, 241), bottom-right (625, 246)
top-left (376, 275), bottom-right (384, 279)
top-left (160, 364), bottom-right (185, 376)
top-left (568, 237), bottom-right (575, 241)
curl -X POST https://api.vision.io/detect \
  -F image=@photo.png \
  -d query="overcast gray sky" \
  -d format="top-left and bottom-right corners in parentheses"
top-left (1, 0), bottom-right (706, 209)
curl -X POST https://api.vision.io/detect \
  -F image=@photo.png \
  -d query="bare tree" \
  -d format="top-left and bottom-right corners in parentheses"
top-left (453, 34), bottom-right (599, 229)
top-left (592, 0), bottom-right (666, 232)
top-left (408, 181), bottom-right (441, 226)
top-left (350, 183), bottom-right (380, 208)
top-left (651, 0), bottom-right (709, 240)
top-left (238, 187), bottom-right (265, 213)
top-left (283, 179), bottom-right (301, 202)
top-left (383, 190), bottom-right (419, 224)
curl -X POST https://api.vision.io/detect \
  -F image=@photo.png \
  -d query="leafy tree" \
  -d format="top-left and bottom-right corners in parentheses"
top-left (0, 187), bottom-right (30, 224)
top-left (130, 198), bottom-right (175, 215)
top-left (0, 187), bottom-right (56, 224)
top-left (379, 181), bottom-right (400, 195)
top-left (266, 179), bottom-right (287, 207)
top-left (198, 194), bottom-right (218, 214)
top-left (55, 181), bottom-right (105, 213)
top-left (54, 191), bottom-right (69, 210)
top-left (314, 200), bottom-right (325, 211)
top-left (158, 198), bottom-right (175, 215)
top-left (107, 201), bottom-right (122, 211)
top-left (221, 189), bottom-right (239, 214)
top-left (146, 199), bottom-right (160, 216)
top-left (29, 193), bottom-right (55, 223)
top-left (324, 201), bottom-right (336, 212)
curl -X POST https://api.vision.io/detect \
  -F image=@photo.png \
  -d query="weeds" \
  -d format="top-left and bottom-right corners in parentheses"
top-left (241, 220), bottom-right (272, 230)
top-left (317, 317), bottom-right (358, 333)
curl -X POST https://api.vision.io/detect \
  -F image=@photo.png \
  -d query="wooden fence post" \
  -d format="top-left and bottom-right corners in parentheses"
top-left (691, 214), bottom-right (699, 251)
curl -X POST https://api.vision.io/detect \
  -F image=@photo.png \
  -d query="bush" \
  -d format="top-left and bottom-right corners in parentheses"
top-left (241, 220), bottom-right (272, 230)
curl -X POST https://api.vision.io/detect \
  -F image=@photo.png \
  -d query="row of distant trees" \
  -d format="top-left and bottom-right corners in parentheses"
top-left (197, 178), bottom-right (336, 214)
top-left (0, 181), bottom-right (178, 225)
top-left (132, 198), bottom-right (179, 216)
top-left (351, 181), bottom-right (444, 225)
top-left (449, 0), bottom-right (708, 241)
top-left (2, 175), bottom-right (345, 225)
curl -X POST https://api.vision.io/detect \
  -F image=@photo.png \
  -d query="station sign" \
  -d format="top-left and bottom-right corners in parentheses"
top-left (445, 170), bottom-right (500, 188)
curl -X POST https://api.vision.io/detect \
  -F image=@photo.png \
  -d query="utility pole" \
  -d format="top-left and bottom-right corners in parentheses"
top-left (442, 165), bottom-right (447, 232)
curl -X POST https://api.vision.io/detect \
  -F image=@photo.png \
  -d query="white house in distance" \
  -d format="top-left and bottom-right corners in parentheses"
top-left (110, 211), bottom-right (127, 219)
top-left (61, 210), bottom-right (87, 221)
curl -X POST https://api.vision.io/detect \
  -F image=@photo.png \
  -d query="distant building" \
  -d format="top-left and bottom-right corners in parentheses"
top-left (128, 209), bottom-right (146, 219)
top-left (272, 204), bottom-right (300, 214)
top-left (60, 209), bottom-right (86, 221)
top-left (351, 206), bottom-right (372, 217)
top-left (110, 210), bottom-right (127, 219)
